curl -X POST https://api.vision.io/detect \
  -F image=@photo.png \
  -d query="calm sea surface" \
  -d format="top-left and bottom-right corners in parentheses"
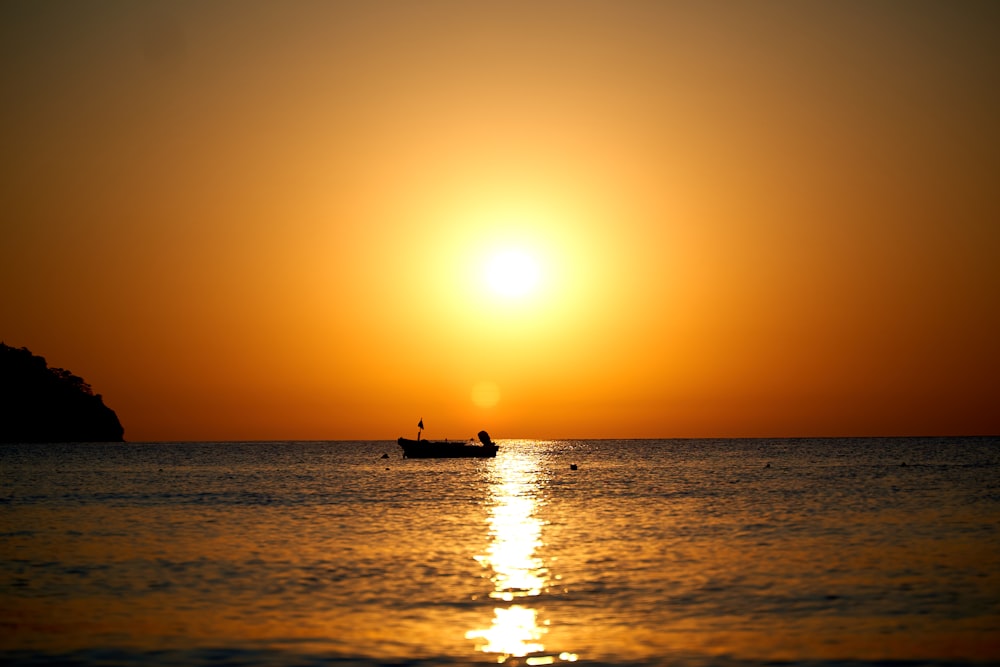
top-left (1, 438), bottom-right (998, 666)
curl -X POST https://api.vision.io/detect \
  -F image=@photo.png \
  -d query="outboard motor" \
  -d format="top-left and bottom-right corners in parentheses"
top-left (477, 430), bottom-right (494, 447)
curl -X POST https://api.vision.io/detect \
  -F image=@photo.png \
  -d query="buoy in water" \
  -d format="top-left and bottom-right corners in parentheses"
top-left (570, 464), bottom-right (578, 470)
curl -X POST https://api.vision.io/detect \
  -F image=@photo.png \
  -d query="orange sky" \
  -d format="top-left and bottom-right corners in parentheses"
top-left (2, 2), bottom-right (998, 441)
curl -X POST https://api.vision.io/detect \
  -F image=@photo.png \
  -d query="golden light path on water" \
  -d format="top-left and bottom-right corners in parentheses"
top-left (467, 452), bottom-right (579, 664)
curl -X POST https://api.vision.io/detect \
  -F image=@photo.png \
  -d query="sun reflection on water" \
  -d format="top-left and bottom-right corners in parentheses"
top-left (466, 452), bottom-right (578, 664)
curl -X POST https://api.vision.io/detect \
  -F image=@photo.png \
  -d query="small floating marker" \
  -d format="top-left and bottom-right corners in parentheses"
top-left (765, 462), bottom-right (771, 468)
top-left (380, 453), bottom-right (389, 459)
top-left (900, 461), bottom-right (907, 467)
top-left (569, 464), bottom-right (578, 470)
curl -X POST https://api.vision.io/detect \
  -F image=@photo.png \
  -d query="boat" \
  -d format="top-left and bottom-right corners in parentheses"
top-left (398, 429), bottom-right (499, 458)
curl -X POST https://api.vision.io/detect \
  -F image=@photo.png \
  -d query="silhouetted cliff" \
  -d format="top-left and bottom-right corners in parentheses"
top-left (0, 343), bottom-right (125, 442)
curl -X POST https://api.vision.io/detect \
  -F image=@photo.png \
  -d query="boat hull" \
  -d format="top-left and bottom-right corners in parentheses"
top-left (397, 437), bottom-right (498, 458)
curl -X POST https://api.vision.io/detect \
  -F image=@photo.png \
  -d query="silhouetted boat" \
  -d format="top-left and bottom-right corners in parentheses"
top-left (398, 430), bottom-right (499, 458)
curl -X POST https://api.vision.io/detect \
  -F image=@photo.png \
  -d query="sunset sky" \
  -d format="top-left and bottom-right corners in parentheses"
top-left (3, 1), bottom-right (998, 441)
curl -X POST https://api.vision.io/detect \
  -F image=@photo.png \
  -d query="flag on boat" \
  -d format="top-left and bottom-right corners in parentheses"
top-left (418, 418), bottom-right (424, 430)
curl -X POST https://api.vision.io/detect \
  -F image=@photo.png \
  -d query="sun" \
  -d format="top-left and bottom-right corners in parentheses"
top-left (485, 249), bottom-right (540, 298)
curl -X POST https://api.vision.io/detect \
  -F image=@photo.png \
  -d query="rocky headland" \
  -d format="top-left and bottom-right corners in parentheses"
top-left (0, 343), bottom-right (125, 442)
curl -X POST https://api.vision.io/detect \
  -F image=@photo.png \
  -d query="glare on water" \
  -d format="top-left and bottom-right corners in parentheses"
top-left (467, 452), bottom-right (578, 663)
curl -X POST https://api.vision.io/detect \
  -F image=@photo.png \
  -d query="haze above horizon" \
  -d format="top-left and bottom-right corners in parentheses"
top-left (2, 1), bottom-right (998, 441)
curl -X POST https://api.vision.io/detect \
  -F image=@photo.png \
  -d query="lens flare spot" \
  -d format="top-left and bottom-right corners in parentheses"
top-left (472, 381), bottom-right (501, 408)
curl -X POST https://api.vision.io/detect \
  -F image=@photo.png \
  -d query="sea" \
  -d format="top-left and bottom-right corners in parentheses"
top-left (1, 437), bottom-right (998, 667)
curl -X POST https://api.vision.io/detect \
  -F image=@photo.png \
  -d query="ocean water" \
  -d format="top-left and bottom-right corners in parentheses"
top-left (1, 437), bottom-right (998, 667)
